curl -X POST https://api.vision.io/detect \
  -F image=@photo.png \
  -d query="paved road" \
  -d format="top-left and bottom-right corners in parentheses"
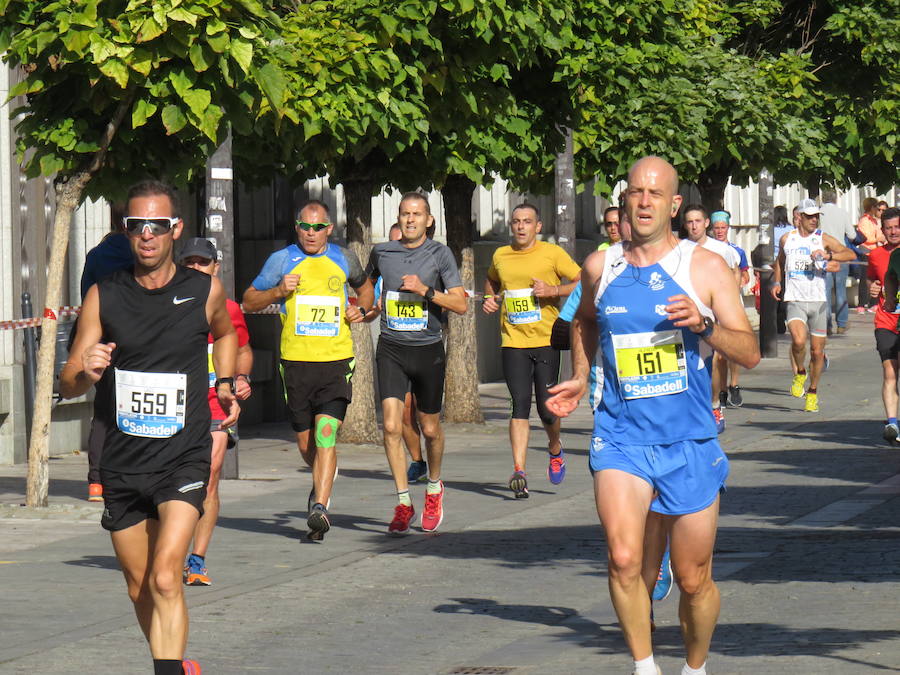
top-left (1, 312), bottom-right (898, 674)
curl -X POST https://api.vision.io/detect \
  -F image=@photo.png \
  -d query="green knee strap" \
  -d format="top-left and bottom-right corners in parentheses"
top-left (315, 416), bottom-right (339, 448)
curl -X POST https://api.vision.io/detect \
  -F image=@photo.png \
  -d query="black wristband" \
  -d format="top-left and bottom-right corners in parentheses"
top-left (424, 287), bottom-right (435, 301)
top-left (215, 377), bottom-right (235, 394)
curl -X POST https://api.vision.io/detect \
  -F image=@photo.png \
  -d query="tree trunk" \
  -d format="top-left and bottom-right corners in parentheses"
top-left (339, 176), bottom-right (379, 444)
top-left (442, 174), bottom-right (483, 424)
top-left (26, 172), bottom-right (91, 506)
top-left (24, 91), bottom-right (133, 507)
top-left (697, 161), bottom-right (733, 215)
top-left (554, 127), bottom-right (576, 258)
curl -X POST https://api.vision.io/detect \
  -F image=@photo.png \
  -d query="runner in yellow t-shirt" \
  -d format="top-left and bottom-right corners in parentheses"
top-left (483, 203), bottom-right (581, 497)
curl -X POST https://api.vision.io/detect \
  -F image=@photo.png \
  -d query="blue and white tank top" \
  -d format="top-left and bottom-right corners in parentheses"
top-left (593, 240), bottom-right (716, 444)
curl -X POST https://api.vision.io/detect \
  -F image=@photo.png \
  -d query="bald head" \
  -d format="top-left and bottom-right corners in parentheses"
top-left (624, 155), bottom-right (682, 240)
top-left (627, 156), bottom-right (679, 195)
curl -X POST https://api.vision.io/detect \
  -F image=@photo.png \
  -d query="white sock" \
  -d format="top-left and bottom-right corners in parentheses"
top-left (633, 655), bottom-right (657, 675)
top-left (682, 662), bottom-right (707, 675)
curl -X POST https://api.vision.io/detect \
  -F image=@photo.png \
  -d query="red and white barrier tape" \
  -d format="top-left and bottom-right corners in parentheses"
top-left (0, 307), bottom-right (81, 331)
top-left (0, 304), bottom-right (288, 331)
top-left (0, 294), bottom-right (498, 331)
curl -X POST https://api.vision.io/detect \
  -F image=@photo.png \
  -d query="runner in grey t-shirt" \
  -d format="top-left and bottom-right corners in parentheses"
top-left (367, 237), bottom-right (461, 345)
top-left (364, 192), bottom-right (467, 535)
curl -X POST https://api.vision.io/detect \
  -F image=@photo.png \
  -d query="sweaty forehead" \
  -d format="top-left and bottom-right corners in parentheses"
top-left (511, 207), bottom-right (538, 221)
top-left (300, 205), bottom-right (329, 223)
top-left (627, 157), bottom-right (678, 193)
top-left (399, 197), bottom-right (429, 213)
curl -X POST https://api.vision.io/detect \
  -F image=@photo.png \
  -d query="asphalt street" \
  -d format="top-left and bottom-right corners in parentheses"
top-left (1, 310), bottom-right (898, 674)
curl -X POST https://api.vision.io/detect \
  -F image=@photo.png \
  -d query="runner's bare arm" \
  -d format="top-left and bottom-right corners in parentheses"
top-left (235, 344), bottom-right (253, 400)
top-left (771, 234), bottom-right (788, 299)
top-left (208, 277), bottom-right (237, 379)
top-left (532, 273), bottom-right (581, 298)
top-left (674, 247), bottom-right (760, 369)
top-left (546, 251), bottom-right (604, 416)
top-left (59, 286), bottom-right (111, 398)
top-left (346, 278), bottom-right (375, 323)
top-left (822, 233), bottom-right (856, 262)
top-left (241, 274), bottom-right (298, 312)
top-left (432, 286), bottom-right (468, 315)
top-left (482, 277), bottom-right (501, 313)
top-left (208, 278), bottom-right (240, 428)
top-left (399, 274), bottom-right (467, 315)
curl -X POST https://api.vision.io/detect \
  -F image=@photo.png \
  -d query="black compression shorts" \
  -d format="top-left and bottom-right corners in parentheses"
top-left (376, 338), bottom-right (445, 415)
top-left (502, 345), bottom-right (560, 426)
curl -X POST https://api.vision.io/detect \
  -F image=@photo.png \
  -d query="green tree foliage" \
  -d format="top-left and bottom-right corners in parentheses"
top-left (561, 0), bottom-right (897, 206)
top-left (0, 0), bottom-right (290, 505)
top-left (0, 0), bottom-right (287, 198)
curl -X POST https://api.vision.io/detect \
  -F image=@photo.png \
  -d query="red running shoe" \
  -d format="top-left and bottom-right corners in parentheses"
top-left (421, 482), bottom-right (444, 532)
top-left (388, 503), bottom-right (415, 535)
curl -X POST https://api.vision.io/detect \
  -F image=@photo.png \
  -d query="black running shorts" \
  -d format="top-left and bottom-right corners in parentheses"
top-left (875, 328), bottom-right (900, 362)
top-left (376, 338), bottom-right (445, 415)
top-left (282, 358), bottom-right (354, 432)
top-left (100, 459), bottom-right (209, 532)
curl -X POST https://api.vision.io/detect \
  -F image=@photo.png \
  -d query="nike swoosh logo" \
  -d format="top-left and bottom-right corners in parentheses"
top-left (173, 296), bottom-right (195, 305)
top-left (291, 257), bottom-right (302, 262)
top-left (712, 456), bottom-right (724, 467)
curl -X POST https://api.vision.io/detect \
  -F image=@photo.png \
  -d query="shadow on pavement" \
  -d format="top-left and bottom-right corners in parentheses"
top-left (62, 555), bottom-right (120, 571)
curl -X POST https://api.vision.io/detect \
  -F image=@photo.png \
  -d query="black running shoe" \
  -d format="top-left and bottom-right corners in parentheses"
top-left (728, 385), bottom-right (743, 408)
top-left (307, 503), bottom-right (330, 541)
top-left (508, 470), bottom-right (529, 499)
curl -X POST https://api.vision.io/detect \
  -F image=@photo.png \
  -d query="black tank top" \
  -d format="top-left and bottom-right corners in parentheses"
top-left (95, 266), bottom-right (212, 473)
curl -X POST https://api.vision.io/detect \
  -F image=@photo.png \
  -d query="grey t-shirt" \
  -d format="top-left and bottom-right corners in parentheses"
top-left (366, 238), bottom-right (462, 345)
top-left (819, 202), bottom-right (856, 244)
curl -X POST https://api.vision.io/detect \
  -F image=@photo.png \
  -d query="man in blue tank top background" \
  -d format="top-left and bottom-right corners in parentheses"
top-left (548, 156), bottom-right (760, 675)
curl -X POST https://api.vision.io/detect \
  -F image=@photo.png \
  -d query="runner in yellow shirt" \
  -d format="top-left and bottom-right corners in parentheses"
top-left (483, 203), bottom-right (581, 497)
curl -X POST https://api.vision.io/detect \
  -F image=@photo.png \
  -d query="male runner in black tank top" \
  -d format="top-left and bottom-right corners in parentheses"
top-left (60, 180), bottom-right (239, 675)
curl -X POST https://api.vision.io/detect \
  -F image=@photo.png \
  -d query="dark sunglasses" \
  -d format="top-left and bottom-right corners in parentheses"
top-left (123, 217), bottom-right (179, 235)
top-left (296, 221), bottom-right (330, 232)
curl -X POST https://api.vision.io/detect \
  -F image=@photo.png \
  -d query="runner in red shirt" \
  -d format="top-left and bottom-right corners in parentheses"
top-left (865, 207), bottom-right (900, 444)
top-left (179, 238), bottom-right (254, 584)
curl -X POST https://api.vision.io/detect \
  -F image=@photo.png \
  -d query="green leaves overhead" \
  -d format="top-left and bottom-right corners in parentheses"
top-left (1, 0), bottom-right (287, 198)
top-left (1, 0), bottom-right (896, 205)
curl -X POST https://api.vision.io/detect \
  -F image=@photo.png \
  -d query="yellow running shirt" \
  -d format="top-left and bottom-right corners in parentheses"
top-left (249, 243), bottom-right (367, 362)
top-left (487, 241), bottom-right (581, 348)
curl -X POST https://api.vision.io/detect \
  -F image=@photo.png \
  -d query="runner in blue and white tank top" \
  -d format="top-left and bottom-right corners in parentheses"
top-left (547, 156), bottom-right (760, 675)
top-left (592, 239), bottom-right (716, 444)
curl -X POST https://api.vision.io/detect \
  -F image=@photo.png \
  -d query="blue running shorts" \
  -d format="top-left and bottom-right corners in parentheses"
top-left (589, 436), bottom-right (728, 515)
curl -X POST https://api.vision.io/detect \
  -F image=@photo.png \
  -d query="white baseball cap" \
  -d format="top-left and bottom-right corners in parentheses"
top-left (798, 198), bottom-right (822, 216)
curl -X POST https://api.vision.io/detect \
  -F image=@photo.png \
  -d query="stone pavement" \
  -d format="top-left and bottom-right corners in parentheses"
top-left (1, 310), bottom-right (899, 674)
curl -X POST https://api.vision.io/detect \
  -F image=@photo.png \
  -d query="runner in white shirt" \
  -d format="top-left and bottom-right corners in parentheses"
top-left (772, 198), bottom-right (854, 412)
top-left (682, 204), bottom-right (740, 433)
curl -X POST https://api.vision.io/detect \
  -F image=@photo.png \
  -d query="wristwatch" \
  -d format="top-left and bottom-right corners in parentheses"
top-left (215, 377), bottom-right (235, 394)
top-left (698, 316), bottom-right (715, 338)
top-left (424, 287), bottom-right (435, 301)
top-left (358, 306), bottom-right (368, 318)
